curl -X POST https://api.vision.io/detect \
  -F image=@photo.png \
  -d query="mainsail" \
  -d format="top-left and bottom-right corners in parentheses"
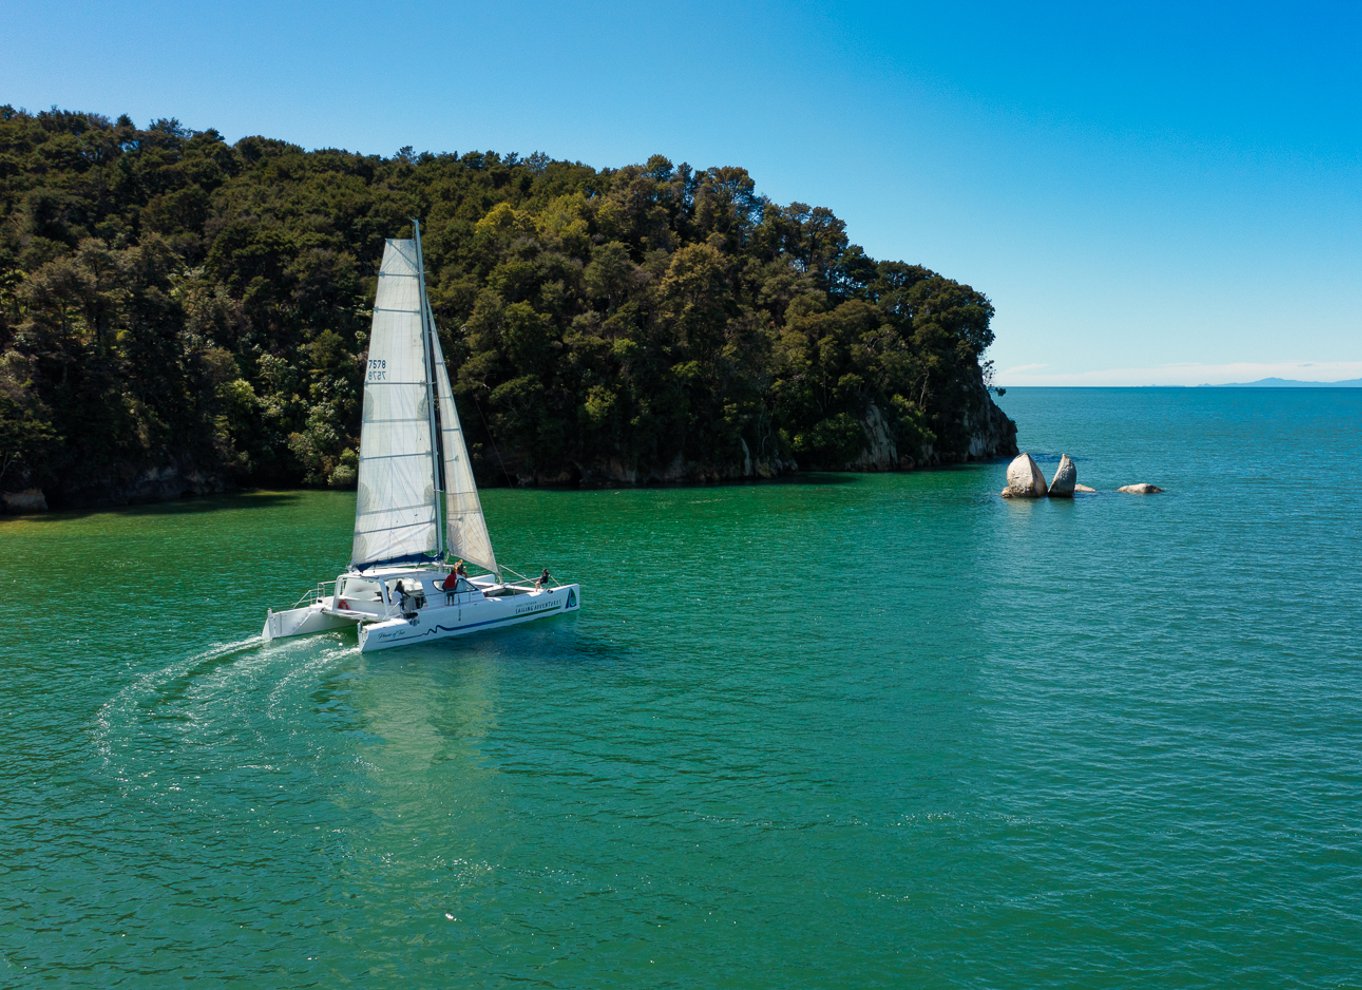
top-left (351, 229), bottom-right (498, 574)
top-left (351, 238), bottom-right (439, 568)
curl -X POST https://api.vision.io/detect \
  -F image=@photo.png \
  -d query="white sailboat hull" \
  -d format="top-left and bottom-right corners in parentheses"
top-left (263, 570), bottom-right (580, 653)
top-left (357, 583), bottom-right (581, 653)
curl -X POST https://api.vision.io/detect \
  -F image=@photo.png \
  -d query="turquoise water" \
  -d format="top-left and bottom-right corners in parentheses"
top-left (2, 387), bottom-right (1360, 987)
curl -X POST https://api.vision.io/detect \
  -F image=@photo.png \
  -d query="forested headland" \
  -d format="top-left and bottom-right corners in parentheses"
top-left (0, 106), bottom-right (1016, 512)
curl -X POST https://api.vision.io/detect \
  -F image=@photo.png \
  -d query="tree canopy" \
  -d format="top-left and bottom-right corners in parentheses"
top-left (0, 106), bottom-right (1014, 507)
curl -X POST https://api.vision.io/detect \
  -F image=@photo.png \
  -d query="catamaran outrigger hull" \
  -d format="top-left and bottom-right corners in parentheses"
top-left (262, 605), bottom-right (357, 641)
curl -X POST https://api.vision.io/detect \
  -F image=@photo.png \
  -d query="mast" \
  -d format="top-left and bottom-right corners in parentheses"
top-left (412, 218), bottom-right (445, 559)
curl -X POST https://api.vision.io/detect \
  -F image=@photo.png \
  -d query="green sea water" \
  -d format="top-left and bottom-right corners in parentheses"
top-left (2, 387), bottom-right (1360, 988)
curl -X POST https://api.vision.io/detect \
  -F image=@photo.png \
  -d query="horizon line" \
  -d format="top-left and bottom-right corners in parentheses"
top-left (994, 361), bottom-right (1362, 389)
top-left (998, 381), bottom-right (1362, 389)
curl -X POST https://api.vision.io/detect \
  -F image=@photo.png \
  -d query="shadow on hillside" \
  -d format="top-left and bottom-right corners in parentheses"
top-left (14, 490), bottom-right (307, 523)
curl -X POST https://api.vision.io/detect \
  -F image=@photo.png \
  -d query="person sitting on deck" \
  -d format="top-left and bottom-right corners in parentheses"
top-left (535, 567), bottom-right (552, 591)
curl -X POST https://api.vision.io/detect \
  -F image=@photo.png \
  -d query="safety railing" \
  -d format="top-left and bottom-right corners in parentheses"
top-left (277, 580), bottom-right (337, 612)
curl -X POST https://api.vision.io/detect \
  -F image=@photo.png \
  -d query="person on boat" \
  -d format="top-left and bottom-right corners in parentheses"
top-left (535, 567), bottom-right (552, 591)
top-left (442, 561), bottom-right (467, 603)
top-left (442, 565), bottom-right (460, 592)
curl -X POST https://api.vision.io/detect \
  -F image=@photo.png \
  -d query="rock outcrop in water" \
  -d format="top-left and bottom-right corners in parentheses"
top-left (1001, 452), bottom-right (1048, 498)
top-left (1047, 454), bottom-right (1077, 497)
top-left (1000, 454), bottom-right (1165, 500)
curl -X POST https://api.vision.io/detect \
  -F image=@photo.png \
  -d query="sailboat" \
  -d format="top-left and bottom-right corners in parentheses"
top-left (262, 221), bottom-right (580, 653)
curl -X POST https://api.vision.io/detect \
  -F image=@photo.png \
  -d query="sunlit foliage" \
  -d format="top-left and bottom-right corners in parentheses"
top-left (0, 106), bottom-right (1013, 504)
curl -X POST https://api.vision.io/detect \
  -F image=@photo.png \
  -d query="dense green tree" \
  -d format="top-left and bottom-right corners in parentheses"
top-left (0, 105), bottom-right (1014, 507)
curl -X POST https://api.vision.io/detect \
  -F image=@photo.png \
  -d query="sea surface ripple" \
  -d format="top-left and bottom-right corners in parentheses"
top-left (1, 387), bottom-right (1360, 987)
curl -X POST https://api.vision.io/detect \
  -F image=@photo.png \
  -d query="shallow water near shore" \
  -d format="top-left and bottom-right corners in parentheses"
top-left (2, 387), bottom-right (1360, 987)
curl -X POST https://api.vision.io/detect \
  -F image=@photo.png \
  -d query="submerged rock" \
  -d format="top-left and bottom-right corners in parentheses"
top-left (1001, 452), bottom-right (1048, 498)
top-left (1118, 483), bottom-right (1164, 494)
top-left (1047, 454), bottom-right (1077, 497)
top-left (1074, 483), bottom-right (1097, 493)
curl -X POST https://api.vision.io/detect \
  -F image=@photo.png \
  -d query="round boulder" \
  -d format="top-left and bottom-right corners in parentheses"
top-left (1002, 452), bottom-right (1048, 498)
top-left (1118, 483), bottom-right (1164, 494)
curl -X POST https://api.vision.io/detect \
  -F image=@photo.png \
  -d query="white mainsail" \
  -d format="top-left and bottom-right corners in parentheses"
top-left (351, 239), bottom-right (439, 568)
top-left (429, 316), bottom-right (499, 575)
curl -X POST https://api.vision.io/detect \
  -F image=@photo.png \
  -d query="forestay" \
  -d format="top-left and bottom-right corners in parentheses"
top-left (351, 239), bottom-right (438, 568)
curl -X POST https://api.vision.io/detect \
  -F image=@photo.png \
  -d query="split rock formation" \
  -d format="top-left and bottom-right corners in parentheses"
top-left (1001, 453), bottom-right (1166, 499)
top-left (1001, 453), bottom-right (1048, 498)
top-left (1047, 454), bottom-right (1077, 497)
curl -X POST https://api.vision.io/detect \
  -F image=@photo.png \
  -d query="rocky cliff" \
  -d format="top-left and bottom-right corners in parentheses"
top-left (486, 378), bottom-right (1016, 487)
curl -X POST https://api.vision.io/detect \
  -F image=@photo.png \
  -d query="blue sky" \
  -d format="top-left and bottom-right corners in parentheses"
top-left (5, 0), bottom-right (1359, 384)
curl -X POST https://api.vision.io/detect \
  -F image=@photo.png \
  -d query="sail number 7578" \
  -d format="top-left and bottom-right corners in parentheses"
top-left (367, 359), bottom-right (387, 381)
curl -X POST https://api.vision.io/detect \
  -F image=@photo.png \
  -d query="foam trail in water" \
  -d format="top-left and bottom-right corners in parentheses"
top-left (92, 635), bottom-right (264, 771)
top-left (266, 640), bottom-right (355, 717)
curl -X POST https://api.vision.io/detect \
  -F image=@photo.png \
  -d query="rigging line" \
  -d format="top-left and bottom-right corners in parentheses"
top-left (357, 451), bottom-right (434, 462)
top-left (355, 498), bottom-right (436, 516)
top-left (353, 518), bottom-right (435, 536)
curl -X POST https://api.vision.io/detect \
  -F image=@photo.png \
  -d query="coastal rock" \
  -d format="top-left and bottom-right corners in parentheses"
top-left (790, 402), bottom-right (906, 472)
top-left (1047, 454), bottom-right (1077, 497)
top-left (1118, 483), bottom-right (1164, 494)
top-left (1074, 483), bottom-right (1097, 493)
top-left (960, 390), bottom-right (1019, 461)
top-left (49, 458), bottom-right (230, 509)
top-left (2, 488), bottom-right (48, 513)
top-left (849, 403), bottom-right (898, 470)
top-left (1002, 452), bottom-right (1048, 498)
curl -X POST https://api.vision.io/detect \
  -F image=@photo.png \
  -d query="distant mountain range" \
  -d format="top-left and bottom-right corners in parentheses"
top-left (1200, 377), bottom-right (1362, 388)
